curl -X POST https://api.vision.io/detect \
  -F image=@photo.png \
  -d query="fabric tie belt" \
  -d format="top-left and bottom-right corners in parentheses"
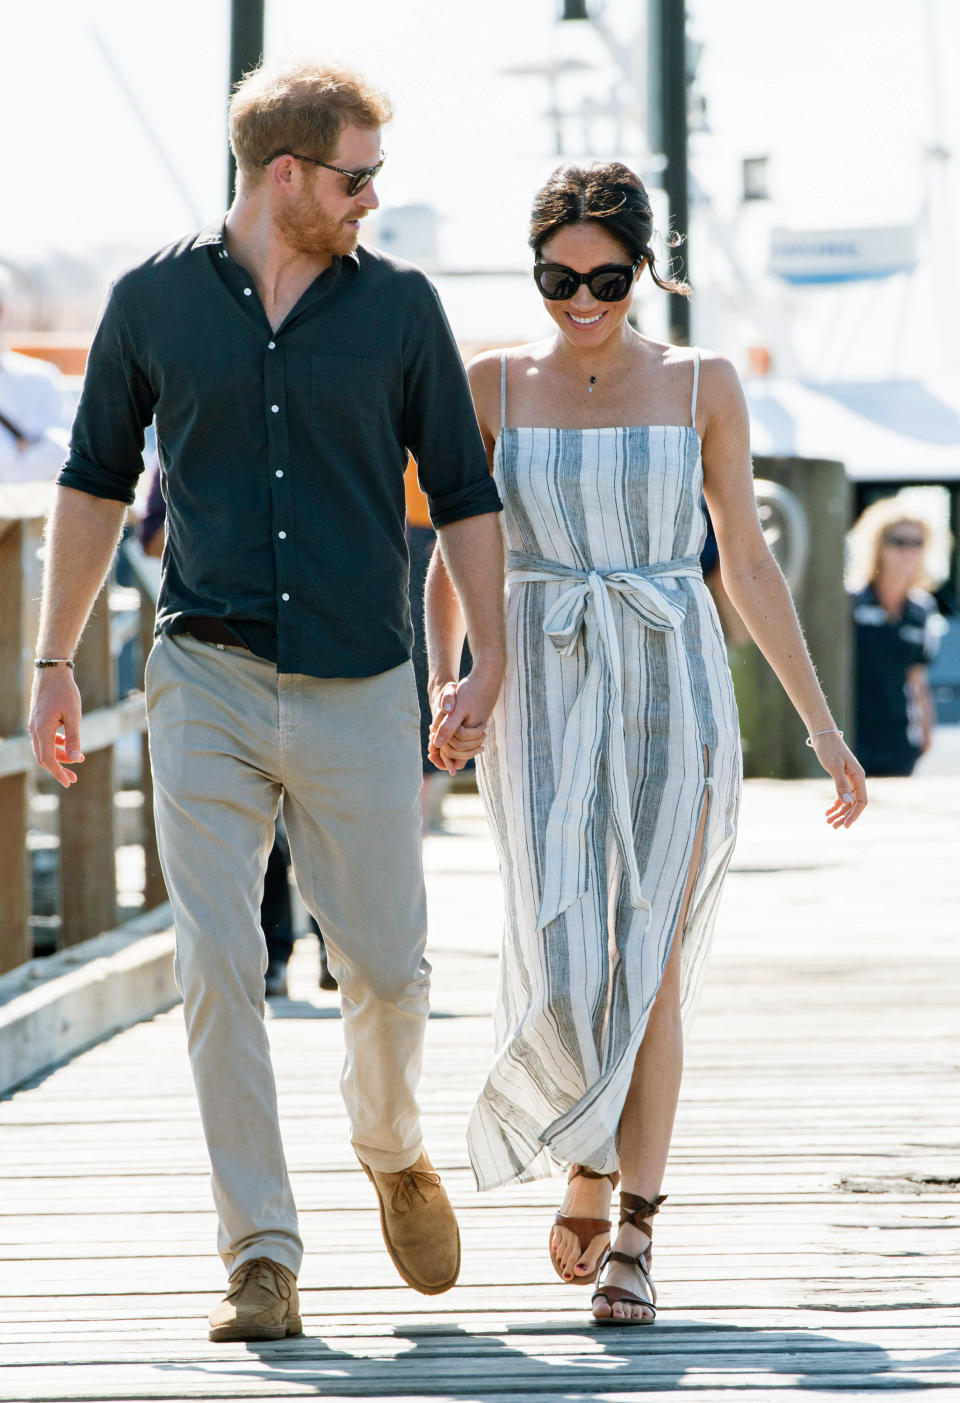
top-left (506, 549), bottom-right (703, 931)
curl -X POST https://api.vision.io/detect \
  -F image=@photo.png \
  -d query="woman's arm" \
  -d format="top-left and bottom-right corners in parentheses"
top-left (699, 355), bottom-right (867, 827)
top-left (425, 351), bottom-right (499, 708)
top-left (425, 541), bottom-right (466, 711)
top-left (425, 353), bottom-right (504, 772)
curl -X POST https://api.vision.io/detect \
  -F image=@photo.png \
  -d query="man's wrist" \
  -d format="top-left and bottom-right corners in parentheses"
top-left (466, 649), bottom-right (506, 680)
top-left (34, 657), bottom-right (75, 670)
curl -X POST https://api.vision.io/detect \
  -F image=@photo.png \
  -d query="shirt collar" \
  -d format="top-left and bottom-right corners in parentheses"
top-left (191, 220), bottom-right (225, 251)
top-left (191, 218), bottom-right (360, 270)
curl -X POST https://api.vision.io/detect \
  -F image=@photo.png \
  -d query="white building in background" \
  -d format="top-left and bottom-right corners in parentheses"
top-left (369, 205), bottom-right (440, 268)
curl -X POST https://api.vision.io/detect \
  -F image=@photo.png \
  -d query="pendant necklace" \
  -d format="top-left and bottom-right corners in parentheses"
top-left (588, 375), bottom-right (598, 394)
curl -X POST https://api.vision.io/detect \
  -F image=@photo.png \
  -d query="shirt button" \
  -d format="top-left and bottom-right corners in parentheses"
top-left (243, 287), bottom-right (252, 296)
top-left (275, 470), bottom-right (284, 478)
top-left (278, 531), bottom-right (287, 539)
top-left (267, 341), bottom-right (276, 350)
top-left (281, 593), bottom-right (290, 602)
top-left (271, 404), bottom-right (279, 413)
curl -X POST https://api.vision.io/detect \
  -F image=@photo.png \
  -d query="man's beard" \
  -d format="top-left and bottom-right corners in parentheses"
top-left (275, 189), bottom-right (360, 258)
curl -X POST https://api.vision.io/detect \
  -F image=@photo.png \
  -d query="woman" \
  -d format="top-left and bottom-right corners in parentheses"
top-left (426, 161), bottom-right (867, 1326)
top-left (848, 497), bottom-right (942, 776)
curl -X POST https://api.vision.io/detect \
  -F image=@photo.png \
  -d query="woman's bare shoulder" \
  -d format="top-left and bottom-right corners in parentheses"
top-left (467, 340), bottom-right (553, 381)
top-left (697, 350), bottom-right (746, 417)
top-left (658, 341), bottom-right (735, 375)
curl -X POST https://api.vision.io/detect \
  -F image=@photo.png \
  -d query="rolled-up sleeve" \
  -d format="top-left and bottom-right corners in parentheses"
top-left (402, 281), bottom-right (501, 529)
top-left (58, 283), bottom-right (155, 504)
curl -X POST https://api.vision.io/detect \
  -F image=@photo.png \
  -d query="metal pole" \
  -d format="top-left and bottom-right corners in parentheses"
top-left (227, 0), bottom-right (265, 206)
top-left (657, 0), bottom-right (690, 345)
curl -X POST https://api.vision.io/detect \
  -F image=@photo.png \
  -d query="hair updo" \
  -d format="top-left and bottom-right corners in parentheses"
top-left (528, 161), bottom-right (691, 298)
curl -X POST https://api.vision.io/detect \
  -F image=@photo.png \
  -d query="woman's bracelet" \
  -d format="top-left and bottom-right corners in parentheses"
top-left (34, 658), bottom-right (75, 669)
top-left (805, 727), bottom-right (843, 748)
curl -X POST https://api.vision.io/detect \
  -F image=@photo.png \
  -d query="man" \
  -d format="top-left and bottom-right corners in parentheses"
top-left (30, 61), bottom-right (504, 1341)
top-left (0, 266), bottom-right (68, 483)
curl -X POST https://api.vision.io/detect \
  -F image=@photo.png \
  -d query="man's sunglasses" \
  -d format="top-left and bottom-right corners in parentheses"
top-left (261, 151), bottom-right (386, 196)
top-left (534, 260), bottom-right (640, 303)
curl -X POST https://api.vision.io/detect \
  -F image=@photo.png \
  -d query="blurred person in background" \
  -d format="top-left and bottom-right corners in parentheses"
top-left (849, 497), bottom-right (943, 776)
top-left (0, 266), bottom-right (67, 483)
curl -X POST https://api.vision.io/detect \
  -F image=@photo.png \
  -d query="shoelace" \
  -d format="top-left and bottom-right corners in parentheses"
top-left (390, 1167), bottom-right (441, 1213)
top-left (226, 1257), bottom-right (293, 1302)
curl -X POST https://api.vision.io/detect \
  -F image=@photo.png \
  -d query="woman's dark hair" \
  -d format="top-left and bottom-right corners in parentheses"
top-left (529, 161), bottom-right (691, 298)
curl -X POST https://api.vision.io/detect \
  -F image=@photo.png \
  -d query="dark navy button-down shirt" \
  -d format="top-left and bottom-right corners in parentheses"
top-left (59, 222), bottom-right (501, 678)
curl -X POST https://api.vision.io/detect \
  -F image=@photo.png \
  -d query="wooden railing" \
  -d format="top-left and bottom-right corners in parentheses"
top-left (0, 483), bottom-right (165, 977)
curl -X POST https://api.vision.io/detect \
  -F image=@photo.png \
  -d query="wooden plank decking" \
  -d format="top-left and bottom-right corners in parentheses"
top-left (1, 778), bottom-right (958, 1401)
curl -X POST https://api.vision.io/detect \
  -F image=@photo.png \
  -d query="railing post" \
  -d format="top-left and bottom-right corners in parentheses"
top-left (728, 456), bottom-right (852, 778)
top-left (0, 519), bottom-right (31, 974)
top-left (58, 592), bottom-right (117, 946)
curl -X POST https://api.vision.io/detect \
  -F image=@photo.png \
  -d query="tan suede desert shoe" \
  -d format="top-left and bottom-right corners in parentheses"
top-left (359, 1149), bottom-right (461, 1295)
top-left (208, 1257), bottom-right (302, 1342)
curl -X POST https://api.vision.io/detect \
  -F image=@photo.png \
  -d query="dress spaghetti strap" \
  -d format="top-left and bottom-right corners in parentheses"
top-left (690, 349), bottom-right (701, 428)
top-left (500, 352), bottom-right (507, 430)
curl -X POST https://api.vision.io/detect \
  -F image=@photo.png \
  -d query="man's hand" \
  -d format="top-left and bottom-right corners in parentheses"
top-left (29, 668), bottom-right (85, 787)
top-left (428, 663), bottom-right (503, 774)
top-left (27, 486), bottom-right (127, 786)
top-left (428, 686), bottom-right (485, 773)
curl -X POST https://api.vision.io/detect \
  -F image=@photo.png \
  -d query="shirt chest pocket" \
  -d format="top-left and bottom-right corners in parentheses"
top-left (310, 353), bottom-right (389, 447)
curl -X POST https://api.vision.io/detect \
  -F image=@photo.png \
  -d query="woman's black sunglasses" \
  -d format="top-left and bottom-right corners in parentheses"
top-left (534, 260), bottom-right (640, 303)
top-left (261, 151), bottom-right (386, 196)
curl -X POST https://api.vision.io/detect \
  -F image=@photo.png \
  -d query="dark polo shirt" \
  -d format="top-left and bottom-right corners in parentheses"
top-left (59, 222), bottom-right (500, 678)
top-left (852, 584), bottom-right (940, 776)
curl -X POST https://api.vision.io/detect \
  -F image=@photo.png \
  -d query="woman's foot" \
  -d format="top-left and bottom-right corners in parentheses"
top-left (591, 1220), bottom-right (656, 1322)
top-left (550, 1166), bottom-right (617, 1283)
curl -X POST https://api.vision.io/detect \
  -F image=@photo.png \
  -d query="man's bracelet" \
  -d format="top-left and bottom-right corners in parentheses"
top-left (34, 658), bottom-right (75, 669)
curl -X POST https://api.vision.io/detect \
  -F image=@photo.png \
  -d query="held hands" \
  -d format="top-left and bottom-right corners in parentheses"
top-left (29, 668), bottom-right (85, 788)
top-left (429, 687), bottom-right (485, 774)
top-left (428, 664), bottom-right (503, 775)
top-left (810, 731), bottom-right (867, 829)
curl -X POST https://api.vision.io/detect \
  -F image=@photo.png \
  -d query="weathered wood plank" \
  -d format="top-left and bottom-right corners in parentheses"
top-left (1, 1356), bottom-right (957, 1402)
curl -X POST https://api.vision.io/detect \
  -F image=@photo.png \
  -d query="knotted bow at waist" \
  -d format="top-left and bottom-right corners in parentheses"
top-left (506, 550), bottom-right (702, 931)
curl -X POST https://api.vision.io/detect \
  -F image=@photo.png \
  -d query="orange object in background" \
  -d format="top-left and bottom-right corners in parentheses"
top-left (9, 336), bottom-right (89, 377)
top-left (747, 345), bottom-right (772, 377)
top-left (404, 454), bottom-right (432, 528)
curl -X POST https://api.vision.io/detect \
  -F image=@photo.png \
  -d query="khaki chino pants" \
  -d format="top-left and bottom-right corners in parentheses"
top-left (146, 633), bottom-right (430, 1277)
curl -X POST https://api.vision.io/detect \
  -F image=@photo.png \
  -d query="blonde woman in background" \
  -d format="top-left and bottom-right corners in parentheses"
top-left (848, 496), bottom-right (944, 776)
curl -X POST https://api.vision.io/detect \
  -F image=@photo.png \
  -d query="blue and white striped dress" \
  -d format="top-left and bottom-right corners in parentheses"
top-left (470, 350), bottom-right (742, 1190)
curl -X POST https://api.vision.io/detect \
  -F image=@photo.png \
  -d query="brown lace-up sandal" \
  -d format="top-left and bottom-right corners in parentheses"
top-left (591, 1190), bottom-right (667, 1325)
top-left (549, 1164), bottom-right (621, 1285)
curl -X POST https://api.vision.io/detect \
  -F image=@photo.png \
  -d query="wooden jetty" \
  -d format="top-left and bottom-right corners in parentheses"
top-left (1, 778), bottom-right (958, 1401)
